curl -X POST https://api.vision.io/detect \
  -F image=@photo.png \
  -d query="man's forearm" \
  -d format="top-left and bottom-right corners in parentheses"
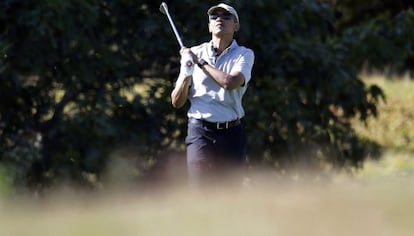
top-left (171, 75), bottom-right (191, 108)
top-left (201, 64), bottom-right (244, 90)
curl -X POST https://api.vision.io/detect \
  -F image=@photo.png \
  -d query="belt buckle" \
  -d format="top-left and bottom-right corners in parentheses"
top-left (216, 122), bottom-right (228, 129)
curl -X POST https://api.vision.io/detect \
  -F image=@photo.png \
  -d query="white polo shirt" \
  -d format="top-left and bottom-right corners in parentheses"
top-left (186, 40), bottom-right (254, 122)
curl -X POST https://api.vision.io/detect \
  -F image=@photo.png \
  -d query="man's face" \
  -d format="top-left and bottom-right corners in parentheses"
top-left (208, 9), bottom-right (239, 36)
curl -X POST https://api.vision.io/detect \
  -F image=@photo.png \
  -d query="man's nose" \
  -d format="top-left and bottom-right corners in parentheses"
top-left (215, 16), bottom-right (224, 22)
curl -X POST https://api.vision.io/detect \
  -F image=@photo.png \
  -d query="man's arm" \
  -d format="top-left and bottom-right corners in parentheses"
top-left (197, 49), bottom-right (254, 90)
top-left (171, 74), bottom-right (191, 108)
top-left (171, 48), bottom-right (195, 108)
top-left (199, 65), bottom-right (245, 90)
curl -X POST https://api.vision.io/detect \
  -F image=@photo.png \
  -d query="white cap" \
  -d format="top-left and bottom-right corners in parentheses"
top-left (207, 3), bottom-right (239, 23)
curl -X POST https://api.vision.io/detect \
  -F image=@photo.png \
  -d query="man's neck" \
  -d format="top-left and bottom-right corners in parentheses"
top-left (211, 37), bottom-right (233, 55)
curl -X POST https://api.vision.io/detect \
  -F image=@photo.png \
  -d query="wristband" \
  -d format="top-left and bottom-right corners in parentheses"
top-left (197, 58), bottom-right (208, 68)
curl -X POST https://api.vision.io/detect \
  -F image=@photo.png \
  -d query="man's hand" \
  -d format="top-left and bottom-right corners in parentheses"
top-left (180, 48), bottom-right (195, 77)
top-left (180, 47), bottom-right (198, 62)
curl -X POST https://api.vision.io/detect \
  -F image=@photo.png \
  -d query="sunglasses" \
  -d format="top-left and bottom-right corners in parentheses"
top-left (209, 13), bottom-right (233, 20)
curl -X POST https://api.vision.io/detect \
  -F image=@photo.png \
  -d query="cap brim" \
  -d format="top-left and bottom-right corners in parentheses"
top-left (208, 6), bottom-right (228, 15)
top-left (207, 4), bottom-right (239, 23)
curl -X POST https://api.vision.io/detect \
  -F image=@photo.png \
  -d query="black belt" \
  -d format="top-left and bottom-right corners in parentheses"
top-left (189, 118), bottom-right (241, 130)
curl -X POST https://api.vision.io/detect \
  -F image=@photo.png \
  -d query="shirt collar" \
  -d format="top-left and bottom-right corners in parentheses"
top-left (209, 40), bottom-right (237, 57)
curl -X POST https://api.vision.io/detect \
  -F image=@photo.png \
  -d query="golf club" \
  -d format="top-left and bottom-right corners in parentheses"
top-left (159, 2), bottom-right (184, 48)
top-left (160, 2), bottom-right (193, 74)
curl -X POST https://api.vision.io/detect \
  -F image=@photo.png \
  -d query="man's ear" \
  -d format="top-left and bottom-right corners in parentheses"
top-left (234, 22), bottom-right (240, 32)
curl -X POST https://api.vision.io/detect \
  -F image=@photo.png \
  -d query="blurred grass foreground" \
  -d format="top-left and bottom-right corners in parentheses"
top-left (0, 177), bottom-right (413, 236)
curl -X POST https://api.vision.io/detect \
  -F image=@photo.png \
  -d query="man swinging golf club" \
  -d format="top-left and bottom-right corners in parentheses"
top-left (170, 3), bottom-right (255, 187)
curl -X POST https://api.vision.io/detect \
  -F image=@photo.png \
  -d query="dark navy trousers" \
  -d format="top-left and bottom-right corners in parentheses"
top-left (185, 118), bottom-right (246, 186)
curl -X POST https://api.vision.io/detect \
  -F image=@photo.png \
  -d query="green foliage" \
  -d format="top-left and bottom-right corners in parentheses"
top-left (0, 165), bottom-right (11, 196)
top-left (1, 0), bottom-right (407, 191)
top-left (332, 0), bottom-right (414, 28)
top-left (353, 76), bottom-right (414, 152)
top-left (333, 0), bottom-right (414, 74)
top-left (0, 0), bottom-right (173, 190)
top-left (238, 0), bottom-right (383, 169)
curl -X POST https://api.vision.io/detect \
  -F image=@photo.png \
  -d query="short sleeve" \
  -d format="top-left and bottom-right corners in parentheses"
top-left (231, 48), bottom-right (255, 84)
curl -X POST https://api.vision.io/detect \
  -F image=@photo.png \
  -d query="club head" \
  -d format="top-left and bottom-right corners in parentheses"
top-left (159, 2), bottom-right (168, 15)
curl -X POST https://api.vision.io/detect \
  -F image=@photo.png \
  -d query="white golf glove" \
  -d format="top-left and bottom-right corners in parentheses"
top-left (180, 53), bottom-right (194, 76)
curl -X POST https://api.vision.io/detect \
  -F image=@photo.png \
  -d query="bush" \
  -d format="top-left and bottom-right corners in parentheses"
top-left (0, 0), bottom-right (393, 191)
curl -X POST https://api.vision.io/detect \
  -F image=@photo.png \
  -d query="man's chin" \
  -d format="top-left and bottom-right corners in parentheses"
top-left (213, 30), bottom-right (228, 37)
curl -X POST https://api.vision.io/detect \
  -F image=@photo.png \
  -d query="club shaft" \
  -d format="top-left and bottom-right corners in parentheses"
top-left (163, 6), bottom-right (184, 47)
